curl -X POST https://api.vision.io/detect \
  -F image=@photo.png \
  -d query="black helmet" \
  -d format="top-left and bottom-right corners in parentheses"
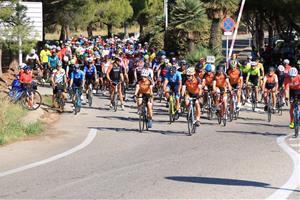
top-left (216, 65), bottom-right (225, 73)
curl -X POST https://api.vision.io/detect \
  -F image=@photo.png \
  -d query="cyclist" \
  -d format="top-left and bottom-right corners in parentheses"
top-left (163, 66), bottom-right (182, 112)
top-left (94, 53), bottom-right (103, 91)
top-left (213, 66), bottom-right (231, 112)
top-left (201, 64), bottom-right (215, 106)
top-left (134, 57), bottom-right (144, 84)
top-left (106, 57), bottom-right (125, 110)
top-left (40, 44), bottom-right (51, 81)
top-left (277, 65), bottom-right (285, 89)
top-left (262, 67), bottom-right (278, 111)
top-left (134, 69), bottom-right (154, 128)
top-left (19, 65), bottom-right (33, 108)
top-left (70, 64), bottom-right (85, 106)
top-left (26, 49), bottom-right (41, 70)
top-left (157, 58), bottom-right (170, 89)
top-left (185, 67), bottom-right (202, 126)
top-left (84, 58), bottom-right (98, 104)
top-left (227, 61), bottom-right (243, 109)
top-left (246, 61), bottom-right (260, 103)
top-left (48, 50), bottom-right (59, 72)
top-left (51, 61), bottom-right (67, 107)
top-left (178, 60), bottom-right (188, 96)
top-left (284, 68), bottom-right (300, 129)
top-left (283, 59), bottom-right (292, 76)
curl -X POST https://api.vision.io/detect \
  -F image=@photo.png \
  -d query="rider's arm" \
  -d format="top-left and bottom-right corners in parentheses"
top-left (213, 80), bottom-right (217, 91)
top-left (275, 75), bottom-right (279, 91)
top-left (246, 73), bottom-right (250, 84)
top-left (69, 73), bottom-right (73, 87)
top-left (106, 65), bottom-right (112, 82)
top-left (226, 78), bottom-right (232, 91)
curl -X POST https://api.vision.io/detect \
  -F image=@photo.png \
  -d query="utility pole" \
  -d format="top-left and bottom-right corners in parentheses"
top-left (164, 0), bottom-right (168, 49)
top-left (228, 0), bottom-right (246, 60)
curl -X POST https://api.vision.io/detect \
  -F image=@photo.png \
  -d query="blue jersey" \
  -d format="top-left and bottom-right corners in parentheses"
top-left (71, 70), bottom-right (85, 87)
top-left (84, 65), bottom-right (96, 78)
top-left (166, 71), bottom-right (182, 85)
top-left (48, 56), bottom-right (59, 69)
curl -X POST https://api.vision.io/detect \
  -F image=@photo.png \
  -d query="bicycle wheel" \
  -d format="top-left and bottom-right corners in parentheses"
top-left (267, 93), bottom-right (272, 122)
top-left (223, 104), bottom-right (227, 127)
top-left (241, 89), bottom-right (246, 105)
top-left (251, 90), bottom-right (256, 111)
top-left (217, 106), bottom-right (222, 125)
top-left (144, 108), bottom-right (148, 131)
top-left (187, 108), bottom-right (193, 136)
top-left (113, 93), bottom-right (118, 112)
top-left (228, 99), bottom-right (234, 122)
top-left (88, 85), bottom-right (93, 107)
top-left (21, 90), bottom-right (42, 110)
top-left (168, 97), bottom-right (174, 124)
top-left (207, 96), bottom-right (213, 120)
top-left (295, 109), bottom-right (299, 138)
top-left (139, 107), bottom-right (144, 132)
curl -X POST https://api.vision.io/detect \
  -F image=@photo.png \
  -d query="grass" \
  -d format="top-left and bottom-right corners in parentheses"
top-left (0, 94), bottom-right (44, 145)
top-left (42, 95), bottom-right (52, 107)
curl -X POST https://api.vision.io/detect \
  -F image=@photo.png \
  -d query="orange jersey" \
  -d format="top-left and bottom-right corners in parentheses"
top-left (138, 78), bottom-right (152, 94)
top-left (214, 73), bottom-right (227, 88)
top-left (196, 70), bottom-right (205, 80)
top-left (203, 72), bottom-right (214, 87)
top-left (284, 75), bottom-right (300, 91)
top-left (227, 68), bottom-right (242, 85)
top-left (264, 73), bottom-right (278, 84)
top-left (186, 77), bottom-right (201, 95)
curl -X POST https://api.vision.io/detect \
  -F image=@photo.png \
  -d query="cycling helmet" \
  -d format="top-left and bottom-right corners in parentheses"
top-left (288, 67), bottom-right (298, 77)
top-left (144, 54), bottom-right (149, 60)
top-left (30, 49), bottom-right (36, 54)
top-left (186, 67), bottom-right (195, 76)
top-left (230, 60), bottom-right (237, 68)
top-left (70, 59), bottom-right (76, 65)
top-left (268, 66), bottom-right (275, 72)
top-left (63, 56), bottom-right (69, 62)
top-left (250, 61), bottom-right (257, 66)
top-left (283, 59), bottom-right (290, 65)
top-left (170, 66), bottom-right (177, 72)
top-left (278, 65), bottom-right (285, 72)
top-left (87, 57), bottom-right (93, 63)
top-left (95, 54), bottom-right (101, 59)
top-left (180, 60), bottom-right (187, 65)
top-left (164, 59), bottom-right (169, 64)
top-left (216, 65), bottom-right (225, 73)
top-left (75, 64), bottom-right (80, 69)
top-left (56, 46), bottom-right (61, 51)
top-left (141, 69), bottom-right (149, 77)
top-left (57, 60), bottom-right (62, 66)
top-left (23, 65), bottom-right (29, 71)
top-left (205, 64), bottom-right (212, 72)
top-left (19, 63), bottom-right (27, 69)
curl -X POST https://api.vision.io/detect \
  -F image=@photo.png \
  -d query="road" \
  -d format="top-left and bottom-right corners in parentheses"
top-left (0, 87), bottom-right (299, 199)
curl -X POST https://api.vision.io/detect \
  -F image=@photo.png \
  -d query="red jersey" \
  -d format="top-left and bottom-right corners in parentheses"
top-left (20, 72), bottom-right (32, 83)
top-left (284, 75), bottom-right (300, 91)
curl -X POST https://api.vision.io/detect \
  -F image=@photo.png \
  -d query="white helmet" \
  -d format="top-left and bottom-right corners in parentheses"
top-left (278, 65), bottom-right (285, 72)
top-left (56, 46), bottom-right (61, 51)
top-left (31, 49), bottom-right (36, 54)
top-left (19, 63), bottom-right (27, 69)
top-left (186, 67), bottom-right (195, 75)
top-left (141, 69), bottom-right (149, 77)
top-left (63, 56), bottom-right (69, 62)
top-left (283, 59), bottom-right (290, 65)
top-left (164, 59), bottom-right (169, 64)
top-left (288, 67), bottom-right (298, 77)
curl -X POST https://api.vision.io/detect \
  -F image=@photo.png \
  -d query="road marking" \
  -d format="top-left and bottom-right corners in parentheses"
top-left (267, 135), bottom-right (300, 199)
top-left (0, 129), bottom-right (97, 178)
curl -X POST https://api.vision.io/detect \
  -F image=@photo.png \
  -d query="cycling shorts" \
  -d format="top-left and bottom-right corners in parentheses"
top-left (166, 84), bottom-right (180, 99)
top-left (249, 75), bottom-right (259, 87)
top-left (290, 89), bottom-right (300, 103)
top-left (265, 83), bottom-right (276, 90)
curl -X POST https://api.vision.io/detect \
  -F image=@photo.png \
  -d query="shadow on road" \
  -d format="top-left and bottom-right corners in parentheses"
top-left (237, 122), bottom-right (287, 128)
top-left (165, 176), bottom-right (300, 192)
top-left (216, 130), bottom-right (286, 137)
top-left (88, 126), bottom-right (188, 136)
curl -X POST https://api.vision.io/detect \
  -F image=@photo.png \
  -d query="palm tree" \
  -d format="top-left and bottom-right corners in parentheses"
top-left (169, 0), bottom-right (207, 52)
top-left (201, 0), bottom-right (239, 52)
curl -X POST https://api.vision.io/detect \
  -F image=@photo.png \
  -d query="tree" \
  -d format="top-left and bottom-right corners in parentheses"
top-left (169, 0), bottom-right (207, 52)
top-left (201, 0), bottom-right (239, 53)
top-left (97, 0), bottom-right (133, 38)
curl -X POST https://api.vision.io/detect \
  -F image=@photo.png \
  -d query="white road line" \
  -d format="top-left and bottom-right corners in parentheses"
top-left (0, 129), bottom-right (97, 178)
top-left (267, 135), bottom-right (300, 200)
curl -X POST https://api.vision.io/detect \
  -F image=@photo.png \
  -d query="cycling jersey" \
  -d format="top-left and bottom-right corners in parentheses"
top-left (284, 75), bottom-right (300, 90)
top-left (214, 73), bottom-right (228, 89)
top-left (52, 69), bottom-right (66, 84)
top-left (247, 68), bottom-right (260, 77)
top-left (186, 77), bottom-right (201, 95)
top-left (48, 55), bottom-right (59, 70)
top-left (138, 78), bottom-right (152, 94)
top-left (203, 72), bottom-right (214, 87)
top-left (95, 60), bottom-right (102, 76)
top-left (20, 72), bottom-right (32, 84)
top-left (160, 63), bottom-right (169, 78)
top-left (84, 65), bottom-right (96, 79)
top-left (240, 64), bottom-right (251, 75)
top-left (227, 68), bottom-right (242, 85)
top-left (264, 73), bottom-right (278, 89)
top-left (166, 71), bottom-right (182, 84)
top-left (109, 64), bottom-right (123, 82)
top-left (40, 50), bottom-right (51, 63)
top-left (71, 70), bottom-right (85, 87)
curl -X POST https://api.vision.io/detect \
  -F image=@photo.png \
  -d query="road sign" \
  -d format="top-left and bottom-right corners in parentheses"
top-left (221, 17), bottom-right (235, 32)
top-left (206, 56), bottom-right (215, 63)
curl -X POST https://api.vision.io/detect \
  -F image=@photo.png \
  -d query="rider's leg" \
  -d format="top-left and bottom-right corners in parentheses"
top-left (118, 83), bottom-right (124, 106)
top-left (195, 100), bottom-right (201, 121)
top-left (272, 89), bottom-right (276, 109)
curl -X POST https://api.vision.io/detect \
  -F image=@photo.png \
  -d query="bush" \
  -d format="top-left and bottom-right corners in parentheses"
top-left (186, 44), bottom-right (223, 66)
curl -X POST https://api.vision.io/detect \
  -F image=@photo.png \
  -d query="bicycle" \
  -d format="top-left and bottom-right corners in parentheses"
top-left (138, 94), bottom-right (151, 132)
top-left (228, 89), bottom-right (239, 121)
top-left (276, 87), bottom-right (285, 116)
top-left (266, 90), bottom-right (273, 122)
top-left (9, 84), bottom-right (42, 110)
top-left (203, 89), bottom-right (213, 120)
top-left (248, 84), bottom-right (257, 111)
top-left (112, 82), bottom-right (121, 112)
top-left (73, 86), bottom-right (82, 115)
top-left (186, 97), bottom-right (198, 136)
top-left (86, 83), bottom-right (93, 107)
top-left (216, 91), bottom-right (227, 126)
top-left (168, 91), bottom-right (179, 124)
top-left (241, 84), bottom-right (247, 105)
top-left (55, 84), bottom-right (65, 113)
top-left (293, 96), bottom-right (299, 138)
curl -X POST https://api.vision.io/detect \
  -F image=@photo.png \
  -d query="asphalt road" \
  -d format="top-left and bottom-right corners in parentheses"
top-left (0, 88), bottom-right (299, 199)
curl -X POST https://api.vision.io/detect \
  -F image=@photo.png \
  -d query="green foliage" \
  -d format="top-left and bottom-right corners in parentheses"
top-left (186, 44), bottom-right (223, 65)
top-left (0, 94), bottom-right (44, 145)
top-left (97, 0), bottom-right (133, 27)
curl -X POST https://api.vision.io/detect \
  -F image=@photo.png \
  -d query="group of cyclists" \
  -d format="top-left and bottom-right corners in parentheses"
top-left (13, 34), bottom-right (300, 135)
